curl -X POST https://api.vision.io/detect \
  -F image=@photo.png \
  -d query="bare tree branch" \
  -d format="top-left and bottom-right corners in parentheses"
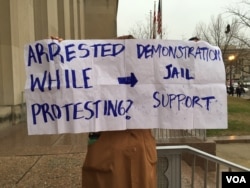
top-left (194, 13), bottom-right (250, 80)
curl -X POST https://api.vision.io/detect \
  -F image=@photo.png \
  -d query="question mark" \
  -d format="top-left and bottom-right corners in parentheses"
top-left (125, 99), bottom-right (133, 120)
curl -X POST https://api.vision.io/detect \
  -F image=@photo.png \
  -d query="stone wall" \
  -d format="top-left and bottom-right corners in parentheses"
top-left (0, 104), bottom-right (26, 129)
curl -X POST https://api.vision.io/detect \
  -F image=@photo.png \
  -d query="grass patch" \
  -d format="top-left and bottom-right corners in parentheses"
top-left (207, 96), bottom-right (250, 137)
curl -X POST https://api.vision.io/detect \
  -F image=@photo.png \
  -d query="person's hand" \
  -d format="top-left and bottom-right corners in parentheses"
top-left (50, 36), bottom-right (63, 42)
top-left (116, 35), bottom-right (134, 39)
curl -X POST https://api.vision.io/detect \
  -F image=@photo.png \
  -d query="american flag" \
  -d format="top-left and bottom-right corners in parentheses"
top-left (157, 0), bottom-right (162, 35)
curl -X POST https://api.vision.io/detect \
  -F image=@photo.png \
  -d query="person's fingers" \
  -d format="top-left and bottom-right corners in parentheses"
top-left (50, 36), bottom-right (58, 40)
top-left (50, 36), bottom-right (63, 42)
top-left (116, 35), bottom-right (134, 39)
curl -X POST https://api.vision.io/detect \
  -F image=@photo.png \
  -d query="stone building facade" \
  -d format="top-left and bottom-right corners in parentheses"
top-left (0, 0), bottom-right (118, 127)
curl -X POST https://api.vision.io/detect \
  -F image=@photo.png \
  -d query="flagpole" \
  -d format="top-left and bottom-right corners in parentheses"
top-left (149, 10), bottom-right (152, 39)
top-left (153, 1), bottom-right (156, 39)
top-left (160, 0), bottom-right (162, 39)
top-left (158, 0), bottom-right (162, 39)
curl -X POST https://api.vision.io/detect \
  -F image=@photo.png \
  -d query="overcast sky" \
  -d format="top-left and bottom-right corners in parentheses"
top-left (117, 0), bottom-right (240, 40)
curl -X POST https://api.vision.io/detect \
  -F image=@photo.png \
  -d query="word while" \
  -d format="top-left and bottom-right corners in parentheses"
top-left (29, 68), bottom-right (92, 92)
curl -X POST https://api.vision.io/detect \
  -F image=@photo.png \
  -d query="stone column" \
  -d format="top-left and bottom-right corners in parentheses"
top-left (0, 0), bottom-right (35, 125)
top-left (84, 0), bottom-right (118, 39)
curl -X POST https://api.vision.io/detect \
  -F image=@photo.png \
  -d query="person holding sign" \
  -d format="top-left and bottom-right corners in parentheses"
top-left (40, 33), bottom-right (226, 188)
top-left (81, 35), bottom-right (157, 188)
top-left (49, 35), bottom-right (157, 188)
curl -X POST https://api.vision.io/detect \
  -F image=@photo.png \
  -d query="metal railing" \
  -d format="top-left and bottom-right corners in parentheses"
top-left (152, 129), bottom-right (206, 142)
top-left (156, 145), bottom-right (249, 188)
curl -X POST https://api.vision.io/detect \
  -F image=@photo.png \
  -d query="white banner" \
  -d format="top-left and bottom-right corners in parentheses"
top-left (24, 39), bottom-right (227, 135)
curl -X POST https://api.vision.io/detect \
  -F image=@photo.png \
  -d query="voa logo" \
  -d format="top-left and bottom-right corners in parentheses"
top-left (226, 176), bottom-right (246, 184)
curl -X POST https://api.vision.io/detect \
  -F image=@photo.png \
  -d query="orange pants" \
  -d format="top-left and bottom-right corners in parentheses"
top-left (82, 129), bottom-right (157, 188)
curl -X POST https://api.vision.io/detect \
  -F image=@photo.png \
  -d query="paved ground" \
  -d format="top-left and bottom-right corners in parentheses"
top-left (208, 135), bottom-right (250, 169)
top-left (0, 122), bottom-right (250, 187)
top-left (0, 123), bottom-right (87, 188)
top-left (216, 143), bottom-right (250, 168)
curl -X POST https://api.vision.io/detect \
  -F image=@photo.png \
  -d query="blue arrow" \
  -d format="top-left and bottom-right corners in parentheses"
top-left (118, 72), bottom-right (138, 87)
